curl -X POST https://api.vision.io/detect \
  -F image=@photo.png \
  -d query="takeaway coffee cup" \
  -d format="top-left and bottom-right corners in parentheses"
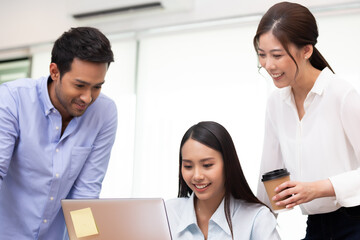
top-left (262, 168), bottom-right (292, 213)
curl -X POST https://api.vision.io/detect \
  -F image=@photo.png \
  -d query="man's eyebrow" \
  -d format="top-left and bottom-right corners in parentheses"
top-left (74, 79), bottom-right (105, 86)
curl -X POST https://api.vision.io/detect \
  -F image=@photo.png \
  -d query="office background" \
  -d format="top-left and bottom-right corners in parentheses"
top-left (1, 0), bottom-right (360, 239)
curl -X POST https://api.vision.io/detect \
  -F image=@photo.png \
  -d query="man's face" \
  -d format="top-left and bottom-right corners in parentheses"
top-left (49, 58), bottom-right (108, 121)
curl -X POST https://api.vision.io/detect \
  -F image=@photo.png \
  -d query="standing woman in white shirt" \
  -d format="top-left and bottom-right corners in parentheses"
top-left (166, 121), bottom-right (280, 240)
top-left (254, 2), bottom-right (360, 239)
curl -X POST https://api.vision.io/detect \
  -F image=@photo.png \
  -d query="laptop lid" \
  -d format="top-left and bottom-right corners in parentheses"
top-left (61, 198), bottom-right (172, 240)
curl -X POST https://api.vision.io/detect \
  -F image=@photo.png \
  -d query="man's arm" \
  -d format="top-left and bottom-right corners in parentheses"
top-left (67, 101), bottom-right (118, 198)
top-left (0, 84), bottom-right (19, 189)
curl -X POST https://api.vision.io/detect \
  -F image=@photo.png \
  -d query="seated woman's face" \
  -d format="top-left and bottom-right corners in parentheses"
top-left (181, 138), bottom-right (225, 204)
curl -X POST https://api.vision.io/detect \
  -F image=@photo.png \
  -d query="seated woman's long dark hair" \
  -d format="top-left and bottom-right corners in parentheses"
top-left (178, 121), bottom-right (269, 238)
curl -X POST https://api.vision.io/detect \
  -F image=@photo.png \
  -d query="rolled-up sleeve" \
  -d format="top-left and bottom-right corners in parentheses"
top-left (330, 89), bottom-right (360, 207)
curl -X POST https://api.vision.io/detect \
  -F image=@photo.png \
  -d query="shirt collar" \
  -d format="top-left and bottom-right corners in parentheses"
top-left (279, 86), bottom-right (292, 103)
top-left (39, 76), bottom-right (56, 116)
top-left (279, 67), bottom-right (331, 103)
top-left (310, 67), bottom-right (331, 96)
top-left (176, 193), bottom-right (198, 234)
top-left (176, 193), bottom-right (232, 237)
top-left (39, 76), bottom-right (80, 126)
top-left (209, 195), bottom-right (232, 236)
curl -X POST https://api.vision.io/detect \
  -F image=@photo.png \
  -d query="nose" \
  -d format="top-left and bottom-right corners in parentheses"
top-left (264, 57), bottom-right (275, 70)
top-left (193, 167), bottom-right (204, 182)
top-left (80, 90), bottom-right (92, 104)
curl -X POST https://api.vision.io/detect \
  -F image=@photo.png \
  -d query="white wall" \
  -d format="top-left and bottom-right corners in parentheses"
top-left (132, 23), bottom-right (266, 198)
top-left (99, 39), bottom-right (138, 198)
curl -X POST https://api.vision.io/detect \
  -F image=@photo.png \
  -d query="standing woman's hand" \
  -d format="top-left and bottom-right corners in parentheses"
top-left (272, 179), bottom-right (336, 209)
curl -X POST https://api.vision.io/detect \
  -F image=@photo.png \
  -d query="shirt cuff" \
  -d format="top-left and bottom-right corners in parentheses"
top-left (329, 168), bottom-right (360, 207)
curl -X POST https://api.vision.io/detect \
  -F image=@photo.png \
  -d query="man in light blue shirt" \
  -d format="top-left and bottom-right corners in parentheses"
top-left (0, 27), bottom-right (117, 239)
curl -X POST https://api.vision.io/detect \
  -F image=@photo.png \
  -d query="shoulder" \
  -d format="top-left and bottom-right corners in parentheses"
top-left (93, 93), bottom-right (117, 110)
top-left (0, 77), bottom-right (39, 93)
top-left (77, 93), bottom-right (117, 132)
top-left (165, 197), bottom-right (193, 233)
top-left (165, 197), bottom-right (192, 221)
top-left (267, 89), bottom-right (281, 102)
top-left (230, 199), bottom-right (278, 239)
top-left (232, 199), bottom-right (274, 220)
top-left (165, 197), bottom-right (189, 211)
top-left (0, 77), bottom-right (45, 106)
top-left (322, 69), bottom-right (357, 96)
top-left (265, 88), bottom-right (286, 111)
top-left (87, 93), bottom-right (118, 120)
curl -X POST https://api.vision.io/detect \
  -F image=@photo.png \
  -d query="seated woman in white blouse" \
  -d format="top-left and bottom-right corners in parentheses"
top-left (166, 121), bottom-right (280, 240)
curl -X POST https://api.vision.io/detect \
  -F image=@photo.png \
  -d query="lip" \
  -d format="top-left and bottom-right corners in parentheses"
top-left (270, 72), bottom-right (284, 81)
top-left (193, 183), bottom-right (211, 192)
top-left (74, 103), bottom-right (87, 111)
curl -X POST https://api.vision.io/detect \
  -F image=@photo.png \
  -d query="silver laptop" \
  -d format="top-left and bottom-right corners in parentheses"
top-left (61, 198), bottom-right (172, 240)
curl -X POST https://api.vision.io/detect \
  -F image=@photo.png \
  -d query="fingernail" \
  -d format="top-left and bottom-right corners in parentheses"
top-left (272, 196), bottom-right (276, 201)
top-left (276, 202), bottom-right (280, 206)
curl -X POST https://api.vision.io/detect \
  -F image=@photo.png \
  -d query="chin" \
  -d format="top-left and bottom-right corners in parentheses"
top-left (69, 110), bottom-right (86, 118)
top-left (273, 82), bottom-right (289, 89)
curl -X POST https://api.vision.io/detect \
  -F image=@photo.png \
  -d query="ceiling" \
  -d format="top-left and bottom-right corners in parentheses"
top-left (0, 0), bottom-right (359, 55)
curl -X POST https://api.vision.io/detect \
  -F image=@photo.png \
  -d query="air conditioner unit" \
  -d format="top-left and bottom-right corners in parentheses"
top-left (69, 0), bottom-right (194, 20)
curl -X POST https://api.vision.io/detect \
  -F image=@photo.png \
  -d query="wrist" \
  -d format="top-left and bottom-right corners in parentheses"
top-left (315, 179), bottom-right (335, 198)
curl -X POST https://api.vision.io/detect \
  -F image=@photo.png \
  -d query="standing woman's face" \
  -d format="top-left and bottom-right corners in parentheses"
top-left (257, 32), bottom-right (303, 88)
top-left (181, 138), bottom-right (225, 205)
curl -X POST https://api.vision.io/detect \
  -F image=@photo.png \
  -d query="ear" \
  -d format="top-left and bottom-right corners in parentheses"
top-left (49, 63), bottom-right (60, 81)
top-left (303, 44), bottom-right (313, 60)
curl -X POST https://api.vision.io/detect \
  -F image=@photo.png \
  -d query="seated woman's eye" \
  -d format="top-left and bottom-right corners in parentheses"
top-left (203, 164), bottom-right (213, 168)
top-left (183, 165), bottom-right (192, 169)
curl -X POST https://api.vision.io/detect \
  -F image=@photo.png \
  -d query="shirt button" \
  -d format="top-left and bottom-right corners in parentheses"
top-left (56, 126), bottom-right (59, 130)
top-left (56, 173), bottom-right (60, 178)
top-left (43, 219), bottom-right (48, 223)
top-left (56, 148), bottom-right (59, 152)
top-left (50, 197), bottom-right (54, 201)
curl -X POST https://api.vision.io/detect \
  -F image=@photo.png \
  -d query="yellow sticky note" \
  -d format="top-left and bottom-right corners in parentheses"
top-left (70, 207), bottom-right (99, 238)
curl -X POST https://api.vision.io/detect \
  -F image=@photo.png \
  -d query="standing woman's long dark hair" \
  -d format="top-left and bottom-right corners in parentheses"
top-left (253, 1), bottom-right (334, 75)
top-left (178, 121), bottom-right (268, 238)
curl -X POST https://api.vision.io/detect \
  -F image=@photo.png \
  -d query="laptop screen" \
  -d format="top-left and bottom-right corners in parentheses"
top-left (61, 198), bottom-right (172, 240)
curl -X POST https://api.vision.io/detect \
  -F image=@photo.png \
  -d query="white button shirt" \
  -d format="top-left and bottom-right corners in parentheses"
top-left (257, 68), bottom-right (360, 215)
top-left (166, 193), bottom-right (280, 240)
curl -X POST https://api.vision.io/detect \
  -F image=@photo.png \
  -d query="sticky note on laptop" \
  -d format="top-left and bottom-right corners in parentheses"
top-left (70, 207), bottom-right (99, 238)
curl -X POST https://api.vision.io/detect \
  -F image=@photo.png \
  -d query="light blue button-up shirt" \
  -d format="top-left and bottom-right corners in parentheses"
top-left (166, 193), bottom-right (280, 240)
top-left (0, 76), bottom-right (117, 239)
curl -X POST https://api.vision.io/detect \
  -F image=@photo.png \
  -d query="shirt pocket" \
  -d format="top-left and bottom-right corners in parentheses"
top-left (68, 146), bottom-right (92, 179)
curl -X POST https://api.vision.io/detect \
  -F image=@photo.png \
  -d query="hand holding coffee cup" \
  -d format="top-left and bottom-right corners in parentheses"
top-left (262, 168), bottom-right (293, 213)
